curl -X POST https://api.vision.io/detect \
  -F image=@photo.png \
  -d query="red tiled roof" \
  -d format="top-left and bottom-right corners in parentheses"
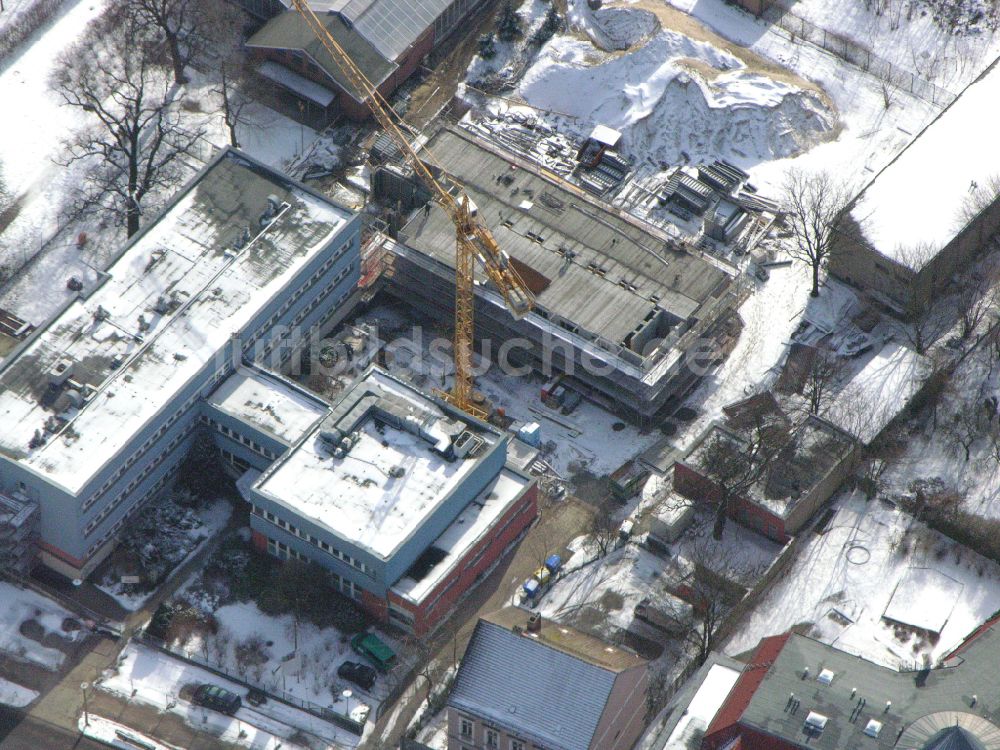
top-left (705, 633), bottom-right (792, 740)
top-left (945, 610), bottom-right (1000, 659)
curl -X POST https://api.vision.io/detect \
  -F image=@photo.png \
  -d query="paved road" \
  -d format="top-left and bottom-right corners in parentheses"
top-left (0, 706), bottom-right (107, 750)
top-left (0, 507), bottom-right (246, 750)
top-left (364, 494), bottom-right (595, 749)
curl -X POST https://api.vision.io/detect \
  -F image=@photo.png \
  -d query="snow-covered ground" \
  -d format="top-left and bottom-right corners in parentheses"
top-left (0, 676), bottom-right (38, 708)
top-left (786, 0), bottom-right (1000, 92)
top-left (0, 0), bottom-right (320, 326)
top-left (79, 715), bottom-right (183, 750)
top-left (516, 27), bottom-right (835, 168)
top-left (0, 581), bottom-right (77, 670)
top-left (168, 599), bottom-right (388, 715)
top-left (726, 490), bottom-right (1000, 667)
top-left (100, 642), bottom-right (358, 750)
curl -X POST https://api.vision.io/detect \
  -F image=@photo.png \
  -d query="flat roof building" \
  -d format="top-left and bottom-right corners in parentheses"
top-left (0, 148), bottom-right (362, 578)
top-left (381, 126), bottom-right (742, 423)
top-left (675, 410), bottom-right (857, 543)
top-left (831, 57), bottom-right (1000, 318)
top-left (703, 624), bottom-right (1000, 750)
top-left (245, 367), bottom-right (538, 635)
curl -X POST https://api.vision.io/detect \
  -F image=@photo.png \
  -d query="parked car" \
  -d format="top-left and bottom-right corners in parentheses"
top-left (338, 660), bottom-right (377, 691)
top-left (192, 684), bottom-right (242, 715)
top-left (350, 632), bottom-right (397, 672)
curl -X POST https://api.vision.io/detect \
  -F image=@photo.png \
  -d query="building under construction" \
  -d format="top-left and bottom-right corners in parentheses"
top-left (375, 126), bottom-right (743, 423)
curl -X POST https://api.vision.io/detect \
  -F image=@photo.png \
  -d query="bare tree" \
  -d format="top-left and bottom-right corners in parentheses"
top-left (589, 497), bottom-right (620, 558)
top-left (694, 418), bottom-right (785, 540)
top-left (51, 5), bottom-right (203, 237)
top-left (899, 306), bottom-right (950, 355)
top-left (677, 542), bottom-right (745, 665)
top-left (948, 404), bottom-right (981, 462)
top-left (958, 174), bottom-right (1000, 228)
top-left (960, 275), bottom-right (991, 341)
top-left (124, 0), bottom-right (201, 85)
top-left (803, 349), bottom-right (843, 416)
top-left (781, 168), bottom-right (853, 297)
top-left (197, 1), bottom-right (259, 149)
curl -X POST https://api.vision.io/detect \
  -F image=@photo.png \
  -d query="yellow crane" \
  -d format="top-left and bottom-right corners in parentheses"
top-left (288, 0), bottom-right (535, 419)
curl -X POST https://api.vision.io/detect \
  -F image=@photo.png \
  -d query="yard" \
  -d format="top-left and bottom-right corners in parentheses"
top-left (0, 581), bottom-right (82, 672)
top-left (726, 490), bottom-right (1000, 667)
top-left (139, 528), bottom-right (407, 734)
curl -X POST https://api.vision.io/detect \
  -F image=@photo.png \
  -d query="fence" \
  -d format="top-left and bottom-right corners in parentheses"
top-left (760, 2), bottom-right (955, 106)
top-left (135, 631), bottom-right (367, 736)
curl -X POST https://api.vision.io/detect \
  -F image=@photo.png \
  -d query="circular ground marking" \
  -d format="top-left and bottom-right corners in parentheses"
top-left (846, 544), bottom-right (870, 565)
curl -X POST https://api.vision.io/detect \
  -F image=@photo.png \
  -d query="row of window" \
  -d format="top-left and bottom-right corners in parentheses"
top-left (85, 452), bottom-right (180, 559)
top-left (83, 390), bottom-right (202, 512)
top-left (202, 416), bottom-right (281, 461)
top-left (243, 247), bottom-right (354, 356)
top-left (422, 496), bottom-right (533, 616)
top-left (458, 718), bottom-right (525, 750)
top-left (252, 503), bottom-right (373, 577)
top-left (254, 264), bottom-right (354, 363)
top-left (264, 536), bottom-right (360, 600)
top-left (221, 448), bottom-right (251, 473)
top-left (84, 420), bottom-right (194, 536)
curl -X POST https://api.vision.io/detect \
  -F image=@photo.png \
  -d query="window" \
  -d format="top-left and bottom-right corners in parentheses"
top-left (460, 718), bottom-right (473, 739)
top-left (510, 741), bottom-right (525, 750)
top-left (486, 729), bottom-right (499, 748)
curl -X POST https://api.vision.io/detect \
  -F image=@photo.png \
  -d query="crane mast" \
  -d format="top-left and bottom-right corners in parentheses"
top-left (288, 0), bottom-right (535, 418)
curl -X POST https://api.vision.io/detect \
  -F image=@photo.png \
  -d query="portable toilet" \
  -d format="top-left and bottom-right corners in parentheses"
top-left (523, 578), bottom-right (541, 600)
top-left (544, 554), bottom-right (562, 575)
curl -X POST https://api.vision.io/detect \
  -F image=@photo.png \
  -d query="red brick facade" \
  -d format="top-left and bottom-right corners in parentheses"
top-left (387, 482), bottom-right (539, 635)
top-left (673, 462), bottom-right (790, 543)
top-left (250, 25), bottom-right (435, 122)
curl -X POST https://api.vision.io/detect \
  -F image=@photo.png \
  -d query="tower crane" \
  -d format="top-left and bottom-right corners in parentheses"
top-left (288, 0), bottom-right (535, 419)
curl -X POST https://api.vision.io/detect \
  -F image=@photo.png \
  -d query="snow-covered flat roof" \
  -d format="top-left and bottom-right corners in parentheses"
top-left (849, 60), bottom-right (1000, 269)
top-left (254, 369), bottom-right (502, 560)
top-left (825, 341), bottom-right (931, 444)
top-left (882, 567), bottom-right (964, 634)
top-left (208, 368), bottom-right (329, 445)
top-left (391, 468), bottom-right (531, 604)
top-left (0, 150), bottom-right (353, 492)
top-left (661, 663), bottom-right (741, 750)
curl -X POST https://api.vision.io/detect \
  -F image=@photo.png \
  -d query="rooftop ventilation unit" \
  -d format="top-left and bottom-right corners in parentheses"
top-left (259, 194), bottom-right (284, 228)
top-left (864, 720), bottom-right (883, 738)
top-left (452, 430), bottom-right (484, 459)
top-left (48, 357), bottom-right (75, 388)
top-left (804, 712), bottom-right (828, 736)
top-left (817, 669), bottom-right (835, 685)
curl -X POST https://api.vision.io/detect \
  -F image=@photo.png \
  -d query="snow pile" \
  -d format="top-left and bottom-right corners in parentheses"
top-left (0, 582), bottom-right (74, 670)
top-left (518, 31), bottom-right (835, 166)
top-left (0, 676), bottom-right (38, 708)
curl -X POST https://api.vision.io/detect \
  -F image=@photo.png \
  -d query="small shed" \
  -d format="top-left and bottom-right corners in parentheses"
top-left (648, 494), bottom-right (696, 544)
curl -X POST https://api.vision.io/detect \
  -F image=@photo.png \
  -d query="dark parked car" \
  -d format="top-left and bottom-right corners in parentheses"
top-left (192, 684), bottom-right (242, 715)
top-left (337, 660), bottom-right (376, 691)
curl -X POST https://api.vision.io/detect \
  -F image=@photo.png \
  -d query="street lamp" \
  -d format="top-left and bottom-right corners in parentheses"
top-left (80, 682), bottom-right (90, 727)
top-left (341, 688), bottom-right (352, 718)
